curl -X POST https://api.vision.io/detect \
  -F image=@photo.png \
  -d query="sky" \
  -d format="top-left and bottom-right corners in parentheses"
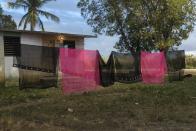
top-left (0, 0), bottom-right (196, 56)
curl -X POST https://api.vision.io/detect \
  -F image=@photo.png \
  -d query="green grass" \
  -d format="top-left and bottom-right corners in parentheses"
top-left (0, 77), bottom-right (196, 130)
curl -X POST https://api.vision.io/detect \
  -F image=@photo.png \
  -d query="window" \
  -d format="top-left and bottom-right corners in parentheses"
top-left (4, 36), bottom-right (21, 56)
top-left (63, 40), bottom-right (75, 49)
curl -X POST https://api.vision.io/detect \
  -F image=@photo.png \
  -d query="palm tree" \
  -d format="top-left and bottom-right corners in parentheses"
top-left (8, 0), bottom-right (60, 31)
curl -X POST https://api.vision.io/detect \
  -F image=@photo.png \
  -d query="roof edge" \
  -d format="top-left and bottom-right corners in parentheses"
top-left (0, 29), bottom-right (97, 38)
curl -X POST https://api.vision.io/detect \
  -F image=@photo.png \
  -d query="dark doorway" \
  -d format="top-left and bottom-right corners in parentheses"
top-left (63, 40), bottom-right (75, 49)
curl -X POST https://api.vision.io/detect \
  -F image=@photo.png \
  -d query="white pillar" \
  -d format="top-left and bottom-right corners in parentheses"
top-left (0, 33), bottom-right (5, 86)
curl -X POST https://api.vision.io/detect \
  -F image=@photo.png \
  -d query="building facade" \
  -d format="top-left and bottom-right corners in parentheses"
top-left (0, 29), bottom-right (95, 86)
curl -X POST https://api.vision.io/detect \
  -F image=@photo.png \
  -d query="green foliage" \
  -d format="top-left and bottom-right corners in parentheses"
top-left (0, 5), bottom-right (17, 29)
top-left (1, 15), bottom-right (17, 30)
top-left (78, 0), bottom-right (196, 53)
top-left (8, 0), bottom-right (60, 31)
top-left (0, 5), bottom-right (2, 14)
top-left (186, 55), bottom-right (196, 69)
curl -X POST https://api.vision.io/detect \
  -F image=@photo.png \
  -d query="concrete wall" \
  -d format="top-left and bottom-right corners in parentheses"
top-left (41, 35), bottom-right (84, 49)
top-left (75, 38), bottom-right (84, 49)
top-left (0, 33), bottom-right (5, 86)
top-left (1, 32), bottom-right (85, 87)
top-left (5, 57), bottom-right (19, 86)
top-left (21, 33), bottom-right (42, 46)
top-left (183, 69), bottom-right (196, 76)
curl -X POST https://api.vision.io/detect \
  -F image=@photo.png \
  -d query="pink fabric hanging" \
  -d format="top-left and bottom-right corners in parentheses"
top-left (59, 48), bottom-right (100, 94)
top-left (141, 52), bottom-right (167, 84)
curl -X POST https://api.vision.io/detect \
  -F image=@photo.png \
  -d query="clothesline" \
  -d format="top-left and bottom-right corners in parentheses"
top-left (13, 44), bottom-right (185, 94)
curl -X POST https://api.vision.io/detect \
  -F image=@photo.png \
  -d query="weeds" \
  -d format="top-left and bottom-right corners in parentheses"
top-left (0, 77), bottom-right (196, 130)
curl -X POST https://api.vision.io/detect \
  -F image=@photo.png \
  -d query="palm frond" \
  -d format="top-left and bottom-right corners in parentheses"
top-left (9, 0), bottom-right (59, 31)
top-left (23, 13), bottom-right (31, 30)
top-left (42, 0), bottom-right (56, 3)
top-left (38, 17), bottom-right (45, 31)
top-left (24, 10), bottom-right (38, 31)
top-left (8, 2), bottom-right (28, 10)
top-left (37, 10), bottom-right (60, 23)
top-left (40, 0), bottom-right (56, 6)
top-left (15, 0), bottom-right (30, 6)
top-left (18, 13), bottom-right (29, 28)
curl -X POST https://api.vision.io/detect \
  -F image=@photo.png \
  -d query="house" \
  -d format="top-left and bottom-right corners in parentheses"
top-left (0, 29), bottom-right (96, 87)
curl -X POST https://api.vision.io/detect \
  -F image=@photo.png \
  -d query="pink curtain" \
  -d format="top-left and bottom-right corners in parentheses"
top-left (59, 48), bottom-right (100, 94)
top-left (141, 52), bottom-right (167, 84)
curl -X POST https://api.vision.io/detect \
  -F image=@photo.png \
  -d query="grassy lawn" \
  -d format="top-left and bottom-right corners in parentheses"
top-left (0, 77), bottom-right (196, 131)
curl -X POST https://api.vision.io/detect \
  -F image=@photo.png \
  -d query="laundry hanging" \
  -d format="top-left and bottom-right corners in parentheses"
top-left (99, 52), bottom-right (114, 87)
top-left (166, 50), bottom-right (185, 71)
top-left (59, 48), bottom-right (100, 94)
top-left (13, 44), bottom-right (59, 73)
top-left (112, 52), bottom-right (141, 83)
top-left (141, 52), bottom-right (167, 84)
top-left (166, 50), bottom-right (185, 81)
top-left (13, 44), bottom-right (59, 89)
top-left (99, 51), bottom-right (141, 87)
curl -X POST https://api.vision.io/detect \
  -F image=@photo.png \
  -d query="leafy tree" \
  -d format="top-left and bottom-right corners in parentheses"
top-left (0, 5), bottom-right (17, 29)
top-left (1, 15), bottom-right (17, 30)
top-left (8, 0), bottom-right (60, 31)
top-left (0, 5), bottom-right (3, 26)
top-left (0, 5), bottom-right (2, 14)
top-left (186, 55), bottom-right (196, 69)
top-left (78, 0), bottom-right (196, 53)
